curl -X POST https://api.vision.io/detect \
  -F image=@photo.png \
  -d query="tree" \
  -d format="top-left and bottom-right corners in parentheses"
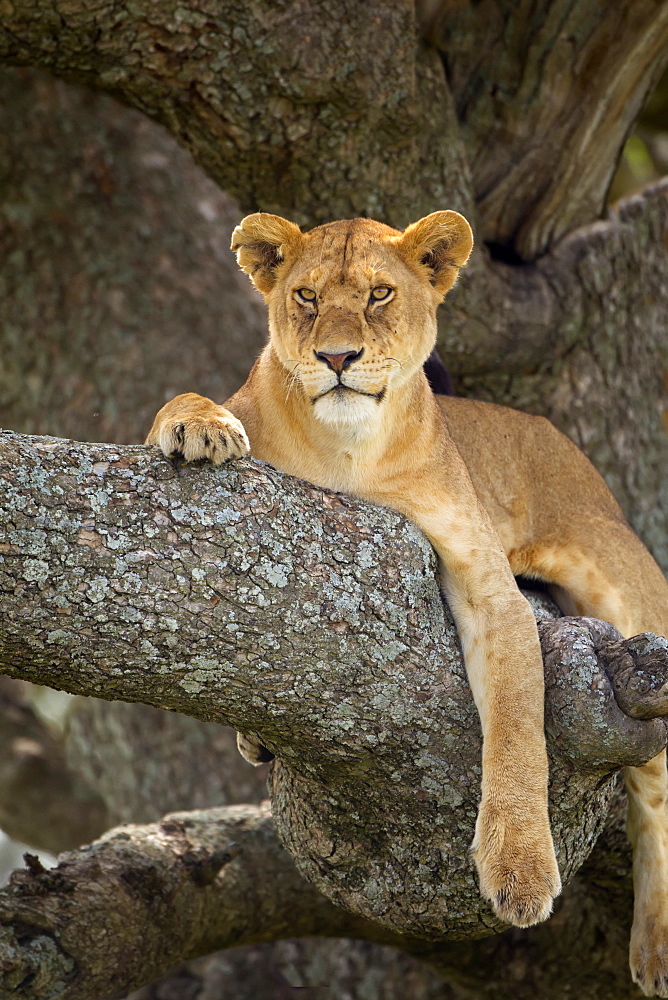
top-left (0, 2), bottom-right (667, 998)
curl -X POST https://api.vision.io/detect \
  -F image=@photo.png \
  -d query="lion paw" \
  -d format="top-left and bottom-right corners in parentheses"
top-left (472, 808), bottom-right (561, 927)
top-left (236, 731), bottom-right (275, 765)
top-left (630, 916), bottom-right (668, 997)
top-left (155, 409), bottom-right (249, 465)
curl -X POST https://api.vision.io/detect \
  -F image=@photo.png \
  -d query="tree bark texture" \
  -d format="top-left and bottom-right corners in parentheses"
top-left (0, 794), bottom-right (647, 1000)
top-left (2, 0), bottom-right (664, 252)
top-left (0, 1), bottom-right (473, 231)
top-left (0, 803), bottom-right (400, 1000)
top-left (1, 5), bottom-right (666, 566)
top-left (0, 744), bottom-right (661, 999)
top-left (1, 430), bottom-right (667, 945)
top-left (0, 68), bottom-right (267, 447)
top-left (0, 2), bottom-right (667, 996)
top-left (419, 0), bottom-right (668, 258)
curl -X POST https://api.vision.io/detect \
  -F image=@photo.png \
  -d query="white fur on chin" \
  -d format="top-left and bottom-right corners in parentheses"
top-left (313, 389), bottom-right (381, 431)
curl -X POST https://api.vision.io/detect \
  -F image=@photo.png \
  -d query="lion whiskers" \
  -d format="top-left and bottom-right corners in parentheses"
top-left (284, 361), bottom-right (304, 402)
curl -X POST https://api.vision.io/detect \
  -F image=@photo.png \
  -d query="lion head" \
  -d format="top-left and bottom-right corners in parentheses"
top-left (231, 212), bottom-right (472, 429)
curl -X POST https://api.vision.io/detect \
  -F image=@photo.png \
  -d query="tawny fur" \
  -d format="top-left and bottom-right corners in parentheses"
top-left (146, 211), bottom-right (668, 997)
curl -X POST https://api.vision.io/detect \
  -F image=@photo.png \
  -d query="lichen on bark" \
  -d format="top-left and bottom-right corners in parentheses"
top-left (0, 429), bottom-right (666, 946)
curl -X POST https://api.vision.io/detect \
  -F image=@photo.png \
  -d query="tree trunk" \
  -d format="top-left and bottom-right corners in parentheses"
top-left (0, 0), bottom-right (667, 996)
top-left (0, 68), bottom-right (266, 446)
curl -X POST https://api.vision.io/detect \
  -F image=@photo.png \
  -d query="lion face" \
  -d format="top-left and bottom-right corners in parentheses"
top-left (232, 212), bottom-right (472, 430)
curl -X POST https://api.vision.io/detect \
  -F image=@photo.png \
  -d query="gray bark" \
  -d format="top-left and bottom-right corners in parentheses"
top-left (0, 68), bottom-right (266, 447)
top-left (0, 803), bottom-right (399, 1000)
top-left (0, 2), bottom-right (666, 995)
top-left (0, 430), bottom-right (666, 949)
top-left (0, 1), bottom-right (473, 231)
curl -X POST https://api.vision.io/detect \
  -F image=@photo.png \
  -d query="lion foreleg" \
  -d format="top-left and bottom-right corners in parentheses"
top-left (443, 567), bottom-right (561, 926)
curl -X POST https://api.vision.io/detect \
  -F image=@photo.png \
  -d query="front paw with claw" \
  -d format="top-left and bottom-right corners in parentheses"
top-left (146, 392), bottom-right (250, 465)
top-left (472, 803), bottom-right (561, 927)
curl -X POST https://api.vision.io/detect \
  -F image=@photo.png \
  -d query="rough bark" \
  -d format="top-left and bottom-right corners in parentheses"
top-left (0, 67), bottom-right (266, 447)
top-left (0, 687), bottom-right (270, 854)
top-left (3, 0), bottom-right (665, 257)
top-left (0, 787), bottom-right (654, 1000)
top-left (0, 803), bottom-right (401, 1000)
top-left (419, 0), bottom-right (668, 258)
top-left (0, 429), bottom-right (666, 945)
top-left (0, 1), bottom-right (473, 231)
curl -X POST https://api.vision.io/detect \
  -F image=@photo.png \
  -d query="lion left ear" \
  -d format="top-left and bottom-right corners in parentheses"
top-left (231, 213), bottom-right (303, 295)
top-left (396, 211), bottom-right (473, 295)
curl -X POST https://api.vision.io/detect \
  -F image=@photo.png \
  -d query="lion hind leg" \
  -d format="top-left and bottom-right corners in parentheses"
top-left (523, 532), bottom-right (668, 998)
top-left (625, 753), bottom-right (668, 998)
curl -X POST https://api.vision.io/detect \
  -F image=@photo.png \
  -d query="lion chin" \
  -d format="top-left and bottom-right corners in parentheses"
top-left (312, 386), bottom-right (382, 429)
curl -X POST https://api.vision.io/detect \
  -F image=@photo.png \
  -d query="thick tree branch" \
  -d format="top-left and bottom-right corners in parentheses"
top-left (3, 6), bottom-right (666, 389)
top-left (0, 796), bottom-right (645, 1000)
top-left (0, 798), bottom-right (647, 1000)
top-left (4, 0), bottom-right (665, 266)
top-left (0, 0), bottom-right (473, 230)
top-left (0, 803), bottom-right (397, 1000)
top-left (1, 430), bottom-right (666, 940)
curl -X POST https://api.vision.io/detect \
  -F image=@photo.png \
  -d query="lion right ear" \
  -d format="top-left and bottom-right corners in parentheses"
top-left (396, 211), bottom-right (473, 295)
top-left (231, 213), bottom-right (303, 295)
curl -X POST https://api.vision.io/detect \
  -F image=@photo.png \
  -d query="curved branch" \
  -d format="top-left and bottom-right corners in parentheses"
top-left (0, 430), bottom-right (666, 940)
top-left (0, 0), bottom-right (473, 230)
top-left (421, 0), bottom-right (668, 257)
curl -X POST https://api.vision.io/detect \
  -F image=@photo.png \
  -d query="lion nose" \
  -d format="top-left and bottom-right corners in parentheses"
top-left (314, 348), bottom-right (364, 374)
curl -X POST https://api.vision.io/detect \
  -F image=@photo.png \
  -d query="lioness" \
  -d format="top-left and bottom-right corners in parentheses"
top-left (147, 211), bottom-right (668, 997)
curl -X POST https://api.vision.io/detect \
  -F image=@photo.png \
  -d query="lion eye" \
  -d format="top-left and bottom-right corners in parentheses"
top-left (296, 288), bottom-right (317, 303)
top-left (369, 286), bottom-right (393, 303)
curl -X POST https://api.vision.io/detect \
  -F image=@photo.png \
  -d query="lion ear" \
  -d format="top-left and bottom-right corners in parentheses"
top-left (396, 211), bottom-right (473, 295)
top-left (230, 213), bottom-right (303, 295)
